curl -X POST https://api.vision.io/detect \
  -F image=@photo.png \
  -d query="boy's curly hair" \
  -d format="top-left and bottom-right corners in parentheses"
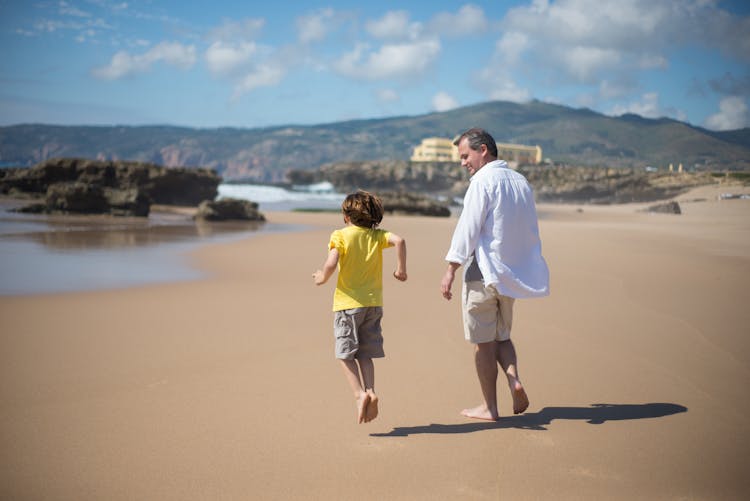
top-left (342, 190), bottom-right (384, 229)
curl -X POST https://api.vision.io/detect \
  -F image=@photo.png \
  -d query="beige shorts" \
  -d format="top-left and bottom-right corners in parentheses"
top-left (333, 307), bottom-right (385, 360)
top-left (462, 281), bottom-right (515, 344)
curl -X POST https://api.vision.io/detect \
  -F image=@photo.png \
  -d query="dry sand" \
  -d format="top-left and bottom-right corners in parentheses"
top-left (1, 185), bottom-right (748, 500)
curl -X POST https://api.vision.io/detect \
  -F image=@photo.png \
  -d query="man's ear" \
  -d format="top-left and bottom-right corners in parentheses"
top-left (479, 144), bottom-right (489, 158)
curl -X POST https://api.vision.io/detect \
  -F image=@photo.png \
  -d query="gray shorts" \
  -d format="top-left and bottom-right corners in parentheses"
top-left (462, 281), bottom-right (515, 344)
top-left (333, 307), bottom-right (385, 360)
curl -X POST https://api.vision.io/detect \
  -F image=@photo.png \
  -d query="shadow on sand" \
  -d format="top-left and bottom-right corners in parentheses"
top-left (371, 403), bottom-right (687, 437)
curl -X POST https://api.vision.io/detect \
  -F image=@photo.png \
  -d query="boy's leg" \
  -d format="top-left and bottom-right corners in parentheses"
top-left (339, 359), bottom-right (370, 424)
top-left (358, 357), bottom-right (378, 422)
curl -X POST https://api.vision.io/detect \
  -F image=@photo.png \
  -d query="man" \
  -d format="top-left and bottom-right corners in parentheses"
top-left (440, 127), bottom-right (549, 421)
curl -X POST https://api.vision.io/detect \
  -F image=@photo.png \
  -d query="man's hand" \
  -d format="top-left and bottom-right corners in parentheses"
top-left (441, 263), bottom-right (459, 300)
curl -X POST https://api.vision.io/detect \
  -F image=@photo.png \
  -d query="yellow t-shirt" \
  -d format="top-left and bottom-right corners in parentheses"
top-left (329, 225), bottom-right (393, 311)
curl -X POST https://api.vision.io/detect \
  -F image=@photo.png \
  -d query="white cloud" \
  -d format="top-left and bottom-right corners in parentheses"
top-left (333, 39), bottom-right (441, 80)
top-left (598, 80), bottom-right (633, 99)
top-left (432, 92), bottom-right (459, 112)
top-left (92, 41), bottom-right (196, 79)
top-left (208, 18), bottom-right (265, 44)
top-left (475, 68), bottom-right (531, 103)
top-left (704, 96), bottom-right (749, 130)
top-left (610, 92), bottom-right (687, 121)
top-left (232, 64), bottom-right (285, 98)
top-left (428, 4), bottom-right (488, 37)
top-left (561, 46), bottom-right (622, 82)
top-left (496, 32), bottom-right (529, 65)
top-left (374, 88), bottom-right (400, 104)
top-left (611, 92), bottom-right (661, 117)
top-left (59, 1), bottom-right (91, 18)
top-left (205, 41), bottom-right (258, 76)
top-left (296, 8), bottom-right (335, 44)
top-left (203, 18), bottom-right (288, 98)
top-left (365, 11), bottom-right (422, 41)
top-left (489, 0), bottom-right (745, 87)
top-left (488, 81), bottom-right (531, 103)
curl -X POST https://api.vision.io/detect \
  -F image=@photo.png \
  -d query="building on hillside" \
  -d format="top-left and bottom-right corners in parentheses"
top-left (411, 136), bottom-right (542, 165)
top-left (496, 143), bottom-right (543, 165)
top-left (410, 137), bottom-right (459, 162)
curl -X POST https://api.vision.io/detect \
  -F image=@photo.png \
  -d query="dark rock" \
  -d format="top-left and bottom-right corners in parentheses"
top-left (2, 157), bottom-right (220, 216)
top-left (378, 191), bottom-right (451, 217)
top-left (102, 187), bottom-right (151, 217)
top-left (289, 160), bottom-right (469, 197)
top-left (45, 182), bottom-right (109, 213)
top-left (12, 182), bottom-right (151, 217)
top-left (142, 166), bottom-right (220, 205)
top-left (642, 201), bottom-right (682, 214)
top-left (194, 198), bottom-right (266, 221)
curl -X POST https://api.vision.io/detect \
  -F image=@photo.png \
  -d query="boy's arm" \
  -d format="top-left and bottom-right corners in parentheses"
top-left (388, 233), bottom-right (407, 282)
top-left (313, 248), bottom-right (339, 285)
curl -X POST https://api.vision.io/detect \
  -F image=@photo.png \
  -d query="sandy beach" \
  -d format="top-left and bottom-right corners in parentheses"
top-left (1, 184), bottom-right (748, 500)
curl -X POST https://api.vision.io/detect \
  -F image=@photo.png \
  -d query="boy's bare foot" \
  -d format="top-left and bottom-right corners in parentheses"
top-left (365, 391), bottom-right (379, 423)
top-left (511, 381), bottom-right (529, 414)
top-left (461, 404), bottom-right (499, 421)
top-left (357, 392), bottom-right (371, 424)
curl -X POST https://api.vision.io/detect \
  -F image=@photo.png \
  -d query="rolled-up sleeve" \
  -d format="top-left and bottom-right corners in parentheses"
top-left (445, 180), bottom-right (488, 265)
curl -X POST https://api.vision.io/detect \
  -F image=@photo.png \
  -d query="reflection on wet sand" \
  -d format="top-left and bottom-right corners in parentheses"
top-left (1, 206), bottom-right (265, 251)
top-left (0, 201), bottom-right (268, 295)
top-left (16, 219), bottom-right (265, 251)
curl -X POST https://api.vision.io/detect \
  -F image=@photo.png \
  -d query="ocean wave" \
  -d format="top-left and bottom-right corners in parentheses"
top-left (217, 183), bottom-right (345, 210)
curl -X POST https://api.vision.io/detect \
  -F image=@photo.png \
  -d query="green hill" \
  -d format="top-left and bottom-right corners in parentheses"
top-left (1, 100), bottom-right (748, 181)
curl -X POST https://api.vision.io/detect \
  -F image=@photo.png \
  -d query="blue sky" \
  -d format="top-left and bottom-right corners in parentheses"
top-left (1, 0), bottom-right (749, 130)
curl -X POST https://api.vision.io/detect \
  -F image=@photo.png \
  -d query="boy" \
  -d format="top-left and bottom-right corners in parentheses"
top-left (313, 190), bottom-right (407, 424)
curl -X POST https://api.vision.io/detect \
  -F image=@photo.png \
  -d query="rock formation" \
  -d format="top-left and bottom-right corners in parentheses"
top-left (378, 191), bottom-right (451, 217)
top-left (1, 158), bottom-right (220, 217)
top-left (642, 201), bottom-right (682, 214)
top-left (289, 161), bottom-right (717, 204)
top-left (194, 198), bottom-right (266, 221)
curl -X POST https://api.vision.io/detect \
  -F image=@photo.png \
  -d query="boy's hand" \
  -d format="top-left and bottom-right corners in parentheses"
top-left (393, 269), bottom-right (407, 282)
top-left (312, 270), bottom-right (327, 285)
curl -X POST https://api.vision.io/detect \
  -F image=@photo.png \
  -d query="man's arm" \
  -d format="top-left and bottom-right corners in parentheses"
top-left (444, 182), bottom-right (488, 266)
top-left (440, 261), bottom-right (461, 300)
top-left (388, 233), bottom-right (407, 281)
top-left (313, 248), bottom-right (339, 285)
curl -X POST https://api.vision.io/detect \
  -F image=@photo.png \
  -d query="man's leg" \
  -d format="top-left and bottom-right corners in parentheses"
top-left (358, 357), bottom-right (378, 422)
top-left (496, 340), bottom-right (529, 414)
top-left (461, 341), bottom-right (500, 421)
top-left (339, 359), bottom-right (370, 424)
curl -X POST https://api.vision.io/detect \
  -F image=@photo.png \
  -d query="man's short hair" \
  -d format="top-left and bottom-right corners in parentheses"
top-left (454, 127), bottom-right (498, 158)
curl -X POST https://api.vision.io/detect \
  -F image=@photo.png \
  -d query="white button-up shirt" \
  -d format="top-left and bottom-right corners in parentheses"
top-left (445, 160), bottom-right (550, 298)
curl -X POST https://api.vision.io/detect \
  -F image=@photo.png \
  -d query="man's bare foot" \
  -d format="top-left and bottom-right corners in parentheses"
top-left (511, 380), bottom-right (529, 414)
top-left (460, 404), bottom-right (499, 421)
top-left (357, 392), bottom-right (371, 424)
top-left (365, 390), bottom-right (379, 423)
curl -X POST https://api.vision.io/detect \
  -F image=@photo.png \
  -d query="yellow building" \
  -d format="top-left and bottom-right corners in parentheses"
top-left (496, 142), bottom-right (543, 165)
top-left (410, 137), bottom-right (459, 162)
top-left (411, 137), bottom-right (542, 165)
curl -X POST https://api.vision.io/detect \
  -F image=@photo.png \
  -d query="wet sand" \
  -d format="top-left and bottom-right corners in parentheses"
top-left (0, 202), bottom-right (271, 294)
top-left (1, 185), bottom-right (749, 499)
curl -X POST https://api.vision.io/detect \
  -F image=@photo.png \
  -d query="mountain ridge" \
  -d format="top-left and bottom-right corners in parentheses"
top-left (1, 100), bottom-right (748, 181)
